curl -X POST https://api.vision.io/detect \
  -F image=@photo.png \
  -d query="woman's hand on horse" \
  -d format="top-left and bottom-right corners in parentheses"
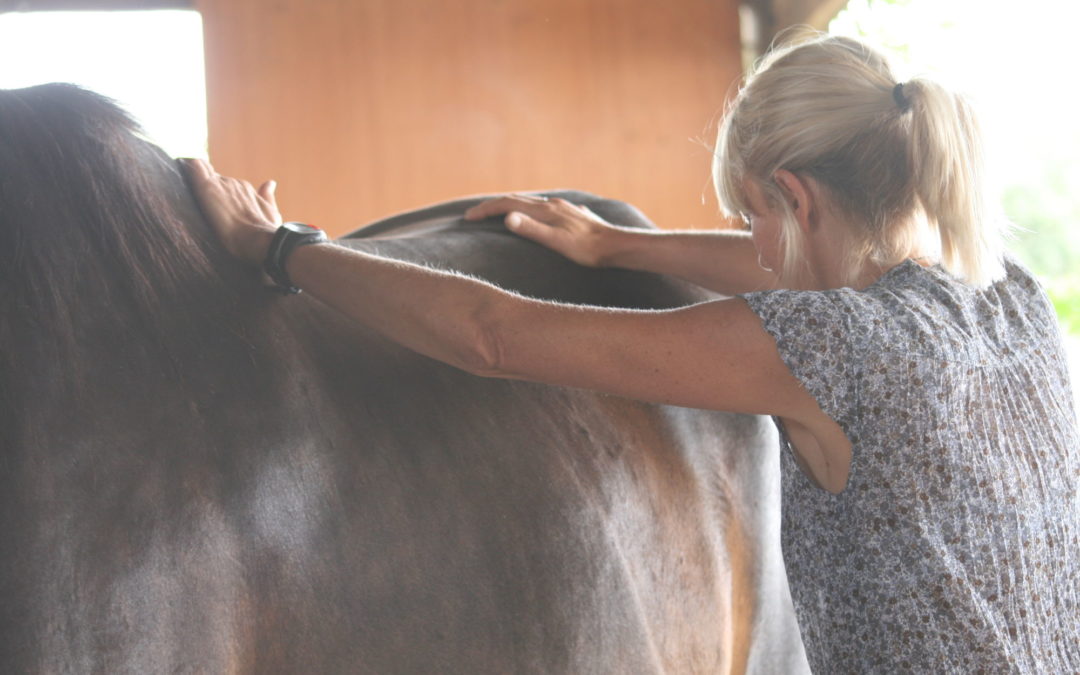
top-left (183, 158), bottom-right (282, 265)
top-left (464, 195), bottom-right (626, 268)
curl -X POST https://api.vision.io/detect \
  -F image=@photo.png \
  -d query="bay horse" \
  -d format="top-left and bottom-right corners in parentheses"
top-left (0, 84), bottom-right (807, 673)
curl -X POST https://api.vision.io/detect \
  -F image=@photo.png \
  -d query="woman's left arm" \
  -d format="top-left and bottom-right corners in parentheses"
top-left (185, 161), bottom-right (811, 418)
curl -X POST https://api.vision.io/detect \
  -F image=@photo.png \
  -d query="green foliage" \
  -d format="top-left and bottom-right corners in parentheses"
top-left (1004, 182), bottom-right (1079, 280)
top-left (1045, 280), bottom-right (1080, 336)
top-left (1002, 156), bottom-right (1080, 337)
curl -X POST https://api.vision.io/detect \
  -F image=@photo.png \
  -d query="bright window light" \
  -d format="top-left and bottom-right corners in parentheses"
top-left (0, 10), bottom-right (207, 159)
top-left (831, 0), bottom-right (1080, 411)
top-left (830, 0), bottom-right (1080, 197)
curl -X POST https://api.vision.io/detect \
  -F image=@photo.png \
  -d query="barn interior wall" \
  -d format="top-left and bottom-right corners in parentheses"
top-left (196, 0), bottom-right (743, 236)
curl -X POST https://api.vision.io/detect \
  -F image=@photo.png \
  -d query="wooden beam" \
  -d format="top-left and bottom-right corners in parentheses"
top-left (799, 0), bottom-right (850, 29)
top-left (0, 0), bottom-right (191, 11)
top-left (742, 0), bottom-right (849, 59)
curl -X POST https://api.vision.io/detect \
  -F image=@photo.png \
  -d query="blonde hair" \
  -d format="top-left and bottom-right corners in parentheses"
top-left (714, 33), bottom-right (1006, 287)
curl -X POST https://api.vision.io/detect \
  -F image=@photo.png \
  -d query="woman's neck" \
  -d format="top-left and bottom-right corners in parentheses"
top-left (803, 216), bottom-right (938, 291)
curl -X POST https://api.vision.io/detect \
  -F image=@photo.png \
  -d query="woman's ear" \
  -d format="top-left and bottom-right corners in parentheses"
top-left (773, 169), bottom-right (815, 233)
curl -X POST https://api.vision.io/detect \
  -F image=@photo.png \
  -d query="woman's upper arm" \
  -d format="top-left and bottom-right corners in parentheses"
top-left (485, 295), bottom-right (814, 418)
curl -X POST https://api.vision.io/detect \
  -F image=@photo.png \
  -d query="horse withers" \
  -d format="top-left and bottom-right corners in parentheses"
top-left (0, 84), bottom-right (807, 673)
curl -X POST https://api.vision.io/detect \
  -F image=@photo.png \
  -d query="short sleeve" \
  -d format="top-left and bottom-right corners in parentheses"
top-left (740, 288), bottom-right (860, 434)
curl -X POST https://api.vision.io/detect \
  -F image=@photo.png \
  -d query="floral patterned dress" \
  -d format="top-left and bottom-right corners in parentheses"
top-left (742, 258), bottom-right (1079, 673)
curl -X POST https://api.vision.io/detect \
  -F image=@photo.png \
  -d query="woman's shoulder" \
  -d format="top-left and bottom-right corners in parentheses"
top-left (741, 256), bottom-right (1059, 364)
top-left (738, 260), bottom-right (930, 346)
top-left (866, 255), bottom-right (1060, 364)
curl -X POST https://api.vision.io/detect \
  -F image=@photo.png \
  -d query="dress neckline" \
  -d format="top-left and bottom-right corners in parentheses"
top-left (865, 257), bottom-right (941, 291)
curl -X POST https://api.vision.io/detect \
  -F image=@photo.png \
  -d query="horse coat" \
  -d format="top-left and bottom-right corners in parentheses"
top-left (0, 84), bottom-right (807, 673)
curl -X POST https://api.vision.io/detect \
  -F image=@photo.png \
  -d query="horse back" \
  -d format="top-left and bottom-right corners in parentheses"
top-left (2, 182), bottom-right (801, 672)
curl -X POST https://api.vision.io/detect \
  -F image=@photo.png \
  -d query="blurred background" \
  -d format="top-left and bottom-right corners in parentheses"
top-left (827, 0), bottom-right (1080, 413)
top-left (1, 0), bottom-right (1077, 403)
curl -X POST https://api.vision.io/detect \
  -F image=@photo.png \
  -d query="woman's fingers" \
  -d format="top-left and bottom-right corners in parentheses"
top-left (257, 180), bottom-right (281, 222)
top-left (468, 193), bottom-right (620, 267)
top-left (504, 210), bottom-right (556, 244)
top-left (184, 158), bottom-right (279, 227)
top-left (466, 194), bottom-right (579, 238)
top-left (464, 194), bottom-right (553, 221)
top-left (183, 158), bottom-right (229, 204)
top-left (181, 158), bottom-right (281, 263)
top-left (184, 156), bottom-right (216, 178)
top-left (258, 179), bottom-right (276, 201)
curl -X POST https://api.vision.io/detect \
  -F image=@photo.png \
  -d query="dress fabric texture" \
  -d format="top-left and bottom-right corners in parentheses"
top-left (741, 258), bottom-right (1079, 674)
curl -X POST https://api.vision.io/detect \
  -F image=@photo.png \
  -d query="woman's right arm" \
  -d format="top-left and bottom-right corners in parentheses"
top-left (464, 196), bottom-right (780, 296)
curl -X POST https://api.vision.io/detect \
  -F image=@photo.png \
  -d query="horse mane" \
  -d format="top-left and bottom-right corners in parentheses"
top-left (0, 84), bottom-right (260, 403)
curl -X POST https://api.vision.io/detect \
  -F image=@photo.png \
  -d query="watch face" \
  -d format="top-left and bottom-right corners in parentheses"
top-left (282, 221), bottom-right (321, 235)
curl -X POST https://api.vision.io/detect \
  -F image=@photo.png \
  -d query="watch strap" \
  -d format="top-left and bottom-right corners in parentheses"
top-left (263, 222), bottom-right (329, 294)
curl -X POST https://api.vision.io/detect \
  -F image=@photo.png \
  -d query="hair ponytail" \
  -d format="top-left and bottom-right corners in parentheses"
top-left (715, 33), bottom-right (1007, 288)
top-left (905, 79), bottom-right (1006, 287)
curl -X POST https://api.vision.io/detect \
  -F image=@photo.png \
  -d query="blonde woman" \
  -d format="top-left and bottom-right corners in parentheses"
top-left (188, 34), bottom-right (1078, 673)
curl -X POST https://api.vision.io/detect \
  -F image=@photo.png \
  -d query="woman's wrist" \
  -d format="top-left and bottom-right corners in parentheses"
top-left (234, 223), bottom-right (277, 266)
top-left (595, 226), bottom-right (654, 269)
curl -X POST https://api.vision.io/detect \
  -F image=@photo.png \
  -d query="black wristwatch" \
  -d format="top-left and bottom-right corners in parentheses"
top-left (263, 221), bottom-right (329, 294)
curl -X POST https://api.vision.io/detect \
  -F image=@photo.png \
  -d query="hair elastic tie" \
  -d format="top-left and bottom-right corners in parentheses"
top-left (892, 82), bottom-right (911, 112)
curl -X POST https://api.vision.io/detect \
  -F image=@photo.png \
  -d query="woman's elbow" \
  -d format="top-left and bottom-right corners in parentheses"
top-left (459, 301), bottom-right (510, 379)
